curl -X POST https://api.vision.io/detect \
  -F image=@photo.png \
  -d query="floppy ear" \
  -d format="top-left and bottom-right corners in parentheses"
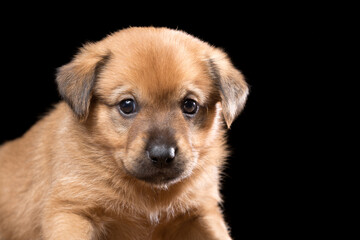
top-left (56, 43), bottom-right (110, 121)
top-left (208, 50), bottom-right (249, 128)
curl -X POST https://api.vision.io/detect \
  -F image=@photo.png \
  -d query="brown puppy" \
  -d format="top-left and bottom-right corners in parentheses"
top-left (0, 27), bottom-right (248, 240)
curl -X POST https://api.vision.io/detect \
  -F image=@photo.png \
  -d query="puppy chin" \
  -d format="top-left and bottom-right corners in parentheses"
top-left (146, 178), bottom-right (181, 190)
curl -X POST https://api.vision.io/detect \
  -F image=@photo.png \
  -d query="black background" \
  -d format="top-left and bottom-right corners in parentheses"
top-left (0, 17), bottom-right (312, 239)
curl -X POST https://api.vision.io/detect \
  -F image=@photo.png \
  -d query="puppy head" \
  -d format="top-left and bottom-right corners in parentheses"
top-left (56, 27), bottom-right (248, 186)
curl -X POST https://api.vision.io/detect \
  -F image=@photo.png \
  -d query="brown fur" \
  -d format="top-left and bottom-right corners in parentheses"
top-left (0, 27), bottom-right (248, 240)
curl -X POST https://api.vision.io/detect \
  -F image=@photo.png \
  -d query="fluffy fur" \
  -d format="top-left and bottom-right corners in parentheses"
top-left (0, 27), bottom-right (248, 240)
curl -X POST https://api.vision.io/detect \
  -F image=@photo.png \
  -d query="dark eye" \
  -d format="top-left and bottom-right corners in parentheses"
top-left (182, 99), bottom-right (199, 116)
top-left (119, 99), bottom-right (137, 115)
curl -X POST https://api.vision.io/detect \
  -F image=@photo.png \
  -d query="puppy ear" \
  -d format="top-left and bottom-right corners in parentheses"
top-left (56, 43), bottom-right (110, 121)
top-left (208, 51), bottom-right (249, 128)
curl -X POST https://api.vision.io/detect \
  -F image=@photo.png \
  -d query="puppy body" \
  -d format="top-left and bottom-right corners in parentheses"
top-left (0, 27), bottom-right (248, 240)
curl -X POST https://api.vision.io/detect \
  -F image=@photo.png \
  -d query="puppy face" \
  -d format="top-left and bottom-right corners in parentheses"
top-left (56, 27), bottom-right (248, 186)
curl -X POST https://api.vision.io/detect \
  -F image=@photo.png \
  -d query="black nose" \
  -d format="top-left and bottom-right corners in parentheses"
top-left (147, 144), bottom-right (176, 168)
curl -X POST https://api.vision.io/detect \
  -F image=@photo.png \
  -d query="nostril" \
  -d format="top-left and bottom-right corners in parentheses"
top-left (147, 150), bottom-right (157, 163)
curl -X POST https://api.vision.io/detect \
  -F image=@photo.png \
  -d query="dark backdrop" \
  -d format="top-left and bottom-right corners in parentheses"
top-left (0, 20), bottom-right (304, 239)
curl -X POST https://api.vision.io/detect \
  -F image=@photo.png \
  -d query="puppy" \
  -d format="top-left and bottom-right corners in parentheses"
top-left (0, 27), bottom-right (248, 240)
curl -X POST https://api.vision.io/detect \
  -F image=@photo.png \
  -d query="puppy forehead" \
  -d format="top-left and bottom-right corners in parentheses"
top-left (97, 31), bottom-right (213, 104)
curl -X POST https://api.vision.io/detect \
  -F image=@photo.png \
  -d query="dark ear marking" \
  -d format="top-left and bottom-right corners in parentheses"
top-left (207, 57), bottom-right (249, 128)
top-left (208, 58), bottom-right (227, 102)
top-left (56, 50), bottom-right (111, 121)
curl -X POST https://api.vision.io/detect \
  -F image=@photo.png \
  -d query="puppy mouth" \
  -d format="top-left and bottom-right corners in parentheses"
top-left (124, 159), bottom-right (186, 185)
top-left (138, 171), bottom-right (180, 185)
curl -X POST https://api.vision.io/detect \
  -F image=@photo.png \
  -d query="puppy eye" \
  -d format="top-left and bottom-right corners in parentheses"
top-left (119, 99), bottom-right (137, 115)
top-left (182, 99), bottom-right (199, 116)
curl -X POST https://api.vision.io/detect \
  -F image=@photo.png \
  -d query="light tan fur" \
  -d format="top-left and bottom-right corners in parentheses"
top-left (0, 27), bottom-right (248, 240)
